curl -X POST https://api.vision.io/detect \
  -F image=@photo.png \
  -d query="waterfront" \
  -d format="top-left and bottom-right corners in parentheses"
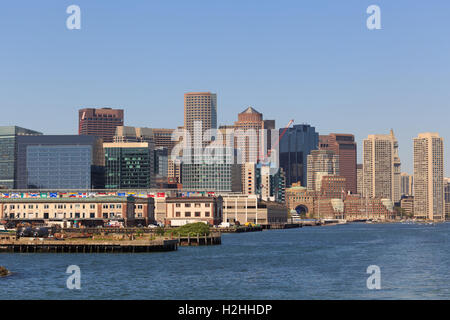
top-left (1, 223), bottom-right (449, 300)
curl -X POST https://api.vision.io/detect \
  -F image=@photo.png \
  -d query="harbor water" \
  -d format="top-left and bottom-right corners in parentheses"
top-left (1, 223), bottom-right (449, 299)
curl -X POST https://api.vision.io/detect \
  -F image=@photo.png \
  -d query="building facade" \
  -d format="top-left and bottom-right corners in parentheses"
top-left (78, 108), bottom-right (124, 143)
top-left (0, 126), bottom-right (42, 189)
top-left (363, 130), bottom-right (401, 203)
top-left (320, 176), bottom-right (347, 199)
top-left (184, 92), bottom-right (217, 143)
top-left (15, 135), bottom-right (105, 190)
top-left (152, 128), bottom-right (176, 151)
top-left (319, 133), bottom-right (357, 194)
top-left (306, 150), bottom-right (340, 192)
top-left (413, 133), bottom-right (444, 221)
top-left (232, 107), bottom-right (276, 164)
top-left (445, 178), bottom-right (450, 220)
top-left (104, 142), bottom-right (154, 189)
top-left (279, 124), bottom-right (319, 188)
top-left (165, 196), bottom-right (223, 226)
top-left (0, 196), bottom-right (155, 227)
top-left (182, 146), bottom-right (242, 193)
top-left (400, 196), bottom-right (414, 218)
top-left (114, 126), bottom-right (155, 144)
top-left (357, 164), bottom-right (363, 195)
top-left (401, 173), bottom-right (414, 197)
top-left (221, 195), bottom-right (287, 225)
top-left (242, 163), bottom-right (285, 202)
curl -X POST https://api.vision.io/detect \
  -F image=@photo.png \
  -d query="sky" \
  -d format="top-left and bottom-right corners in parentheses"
top-left (0, 1), bottom-right (449, 175)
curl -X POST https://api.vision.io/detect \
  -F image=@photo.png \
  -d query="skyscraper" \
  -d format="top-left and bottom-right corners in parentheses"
top-left (184, 92), bottom-right (217, 146)
top-left (356, 164), bottom-right (363, 195)
top-left (279, 124), bottom-right (319, 188)
top-left (401, 173), bottom-right (413, 197)
top-left (306, 150), bottom-right (340, 192)
top-left (79, 108), bottom-right (124, 143)
top-left (413, 133), bottom-right (444, 221)
top-left (0, 126), bottom-right (42, 189)
top-left (445, 178), bottom-right (450, 220)
top-left (362, 130), bottom-right (401, 203)
top-left (319, 133), bottom-right (357, 194)
top-left (233, 107), bottom-right (275, 163)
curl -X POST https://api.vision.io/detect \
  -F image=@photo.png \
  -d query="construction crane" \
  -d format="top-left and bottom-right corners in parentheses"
top-left (261, 119), bottom-right (294, 164)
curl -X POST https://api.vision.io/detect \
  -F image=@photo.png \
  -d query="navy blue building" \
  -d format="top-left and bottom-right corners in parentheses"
top-left (15, 135), bottom-right (105, 189)
top-left (279, 124), bottom-right (318, 187)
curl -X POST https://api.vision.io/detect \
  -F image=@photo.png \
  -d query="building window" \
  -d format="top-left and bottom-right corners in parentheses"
top-left (175, 212), bottom-right (181, 217)
top-left (195, 212), bottom-right (201, 217)
top-left (185, 212), bottom-right (191, 217)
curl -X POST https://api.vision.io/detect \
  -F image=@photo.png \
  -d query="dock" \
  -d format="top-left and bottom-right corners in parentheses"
top-left (0, 238), bottom-right (179, 253)
top-left (264, 223), bottom-right (302, 230)
top-left (171, 233), bottom-right (222, 246)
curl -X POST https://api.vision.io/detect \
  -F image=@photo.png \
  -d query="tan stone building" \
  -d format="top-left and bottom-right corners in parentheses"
top-left (400, 196), bottom-right (414, 218)
top-left (184, 92), bottom-right (217, 143)
top-left (0, 196), bottom-right (155, 227)
top-left (221, 195), bottom-right (287, 225)
top-left (307, 150), bottom-right (339, 192)
top-left (363, 130), bottom-right (401, 203)
top-left (401, 172), bottom-right (414, 197)
top-left (165, 196), bottom-right (223, 226)
top-left (413, 133), bottom-right (445, 221)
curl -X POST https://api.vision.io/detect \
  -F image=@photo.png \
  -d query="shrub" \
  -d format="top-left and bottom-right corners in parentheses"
top-left (172, 222), bottom-right (210, 236)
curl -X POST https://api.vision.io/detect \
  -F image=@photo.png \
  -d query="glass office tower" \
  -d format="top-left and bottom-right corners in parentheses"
top-left (0, 126), bottom-right (42, 189)
top-left (104, 142), bottom-right (153, 189)
top-left (279, 124), bottom-right (319, 188)
top-left (16, 135), bottom-right (104, 189)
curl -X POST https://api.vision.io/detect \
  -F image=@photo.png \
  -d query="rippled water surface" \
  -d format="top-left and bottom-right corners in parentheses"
top-left (1, 223), bottom-right (449, 299)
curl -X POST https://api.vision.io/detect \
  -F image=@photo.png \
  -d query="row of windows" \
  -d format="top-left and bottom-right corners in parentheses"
top-left (6, 212), bottom-right (123, 219)
top-left (174, 211), bottom-right (210, 218)
top-left (175, 203), bottom-right (210, 208)
top-left (4, 204), bottom-right (98, 210)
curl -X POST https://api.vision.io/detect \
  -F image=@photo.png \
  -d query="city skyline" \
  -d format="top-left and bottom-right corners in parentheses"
top-left (2, 93), bottom-right (448, 178)
top-left (1, 1), bottom-right (449, 175)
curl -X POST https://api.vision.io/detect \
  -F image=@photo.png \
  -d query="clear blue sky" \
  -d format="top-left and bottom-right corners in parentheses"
top-left (1, 1), bottom-right (449, 175)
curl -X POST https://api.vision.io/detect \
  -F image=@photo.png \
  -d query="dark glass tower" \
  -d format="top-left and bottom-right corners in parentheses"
top-left (0, 126), bottom-right (42, 189)
top-left (104, 143), bottom-right (153, 189)
top-left (279, 124), bottom-right (319, 188)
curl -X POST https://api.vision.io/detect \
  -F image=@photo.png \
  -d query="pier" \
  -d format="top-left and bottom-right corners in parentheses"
top-left (0, 238), bottom-right (179, 253)
top-left (172, 233), bottom-right (222, 246)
